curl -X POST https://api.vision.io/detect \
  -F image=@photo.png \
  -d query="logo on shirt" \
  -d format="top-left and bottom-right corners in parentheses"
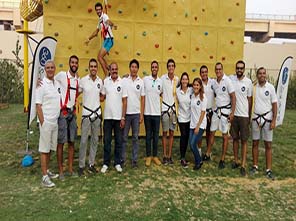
top-left (136, 84), bottom-right (140, 90)
top-left (241, 86), bottom-right (246, 92)
top-left (282, 67), bottom-right (289, 85)
top-left (196, 100), bottom-right (200, 106)
top-left (158, 85), bottom-right (161, 90)
top-left (265, 91), bottom-right (269, 96)
top-left (97, 83), bottom-right (101, 89)
top-left (222, 86), bottom-right (226, 92)
top-left (39, 47), bottom-right (51, 67)
top-left (58, 88), bottom-right (61, 94)
top-left (117, 86), bottom-right (121, 92)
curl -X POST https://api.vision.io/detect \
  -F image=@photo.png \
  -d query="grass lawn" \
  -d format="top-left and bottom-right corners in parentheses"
top-left (0, 104), bottom-right (295, 220)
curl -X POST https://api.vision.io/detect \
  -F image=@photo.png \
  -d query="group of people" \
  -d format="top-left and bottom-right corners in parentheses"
top-left (35, 2), bottom-right (278, 188)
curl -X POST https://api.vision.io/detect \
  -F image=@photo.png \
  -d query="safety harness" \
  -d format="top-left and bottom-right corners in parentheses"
top-left (161, 101), bottom-right (176, 118)
top-left (100, 13), bottom-right (113, 41)
top-left (252, 111), bottom-right (272, 128)
top-left (206, 108), bottom-right (213, 122)
top-left (60, 73), bottom-right (78, 118)
top-left (214, 103), bottom-right (231, 119)
top-left (82, 105), bottom-right (102, 123)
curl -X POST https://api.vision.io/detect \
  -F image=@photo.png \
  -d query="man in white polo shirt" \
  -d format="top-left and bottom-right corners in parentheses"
top-left (101, 62), bottom-right (127, 173)
top-left (78, 58), bottom-right (104, 176)
top-left (251, 67), bottom-right (277, 180)
top-left (55, 55), bottom-right (79, 180)
top-left (205, 62), bottom-right (236, 169)
top-left (230, 60), bottom-right (253, 176)
top-left (198, 65), bottom-right (215, 161)
top-left (161, 59), bottom-right (179, 165)
top-left (121, 59), bottom-right (145, 168)
top-left (143, 60), bottom-right (163, 167)
top-left (36, 60), bottom-right (61, 188)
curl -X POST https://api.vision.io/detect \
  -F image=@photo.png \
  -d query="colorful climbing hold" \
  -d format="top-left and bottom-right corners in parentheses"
top-left (136, 52), bottom-right (141, 56)
top-left (194, 16), bottom-right (198, 21)
top-left (204, 32), bottom-right (208, 36)
top-left (124, 35), bottom-right (128, 39)
top-left (183, 55), bottom-right (187, 59)
top-left (185, 12), bottom-right (188, 18)
top-left (153, 12), bottom-right (158, 17)
top-left (59, 64), bottom-right (63, 68)
top-left (222, 57), bottom-right (226, 61)
top-left (202, 8), bottom-right (205, 12)
top-left (195, 47), bottom-right (200, 51)
top-left (115, 51), bottom-right (119, 55)
top-left (48, 22), bottom-right (52, 26)
top-left (192, 68), bottom-right (197, 72)
top-left (230, 40), bottom-right (234, 45)
top-left (79, 24), bottom-right (83, 28)
top-left (236, 2), bottom-right (240, 6)
top-left (143, 71), bottom-right (148, 76)
top-left (168, 46), bottom-right (173, 51)
top-left (155, 44), bottom-right (159, 48)
top-left (142, 31), bottom-right (147, 36)
top-left (85, 50), bottom-right (89, 54)
top-left (177, 31), bottom-right (181, 35)
top-left (54, 32), bottom-right (59, 37)
top-left (88, 8), bottom-right (92, 13)
top-left (118, 9), bottom-right (122, 14)
top-left (143, 5), bottom-right (147, 11)
top-left (228, 18), bottom-right (232, 22)
top-left (209, 55), bottom-right (214, 59)
top-left (68, 46), bottom-right (72, 50)
top-left (44, 0), bottom-right (49, 4)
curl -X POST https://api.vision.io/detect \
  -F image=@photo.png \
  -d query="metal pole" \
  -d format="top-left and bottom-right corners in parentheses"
top-left (23, 20), bottom-right (29, 112)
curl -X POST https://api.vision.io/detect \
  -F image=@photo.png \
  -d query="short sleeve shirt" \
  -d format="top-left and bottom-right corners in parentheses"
top-left (190, 94), bottom-right (207, 129)
top-left (212, 74), bottom-right (235, 108)
top-left (143, 75), bottom-right (162, 116)
top-left (161, 74), bottom-right (179, 112)
top-left (176, 87), bottom-right (192, 123)
top-left (203, 78), bottom-right (215, 110)
top-left (97, 13), bottom-right (114, 39)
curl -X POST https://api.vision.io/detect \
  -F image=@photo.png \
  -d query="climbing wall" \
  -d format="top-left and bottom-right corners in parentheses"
top-left (43, 0), bottom-right (246, 135)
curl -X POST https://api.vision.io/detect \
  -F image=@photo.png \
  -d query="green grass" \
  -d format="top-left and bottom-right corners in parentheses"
top-left (0, 104), bottom-right (296, 220)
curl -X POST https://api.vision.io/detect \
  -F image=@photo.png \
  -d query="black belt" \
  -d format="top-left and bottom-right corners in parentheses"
top-left (82, 106), bottom-right (102, 123)
top-left (252, 111), bottom-right (272, 128)
top-left (214, 103), bottom-right (231, 119)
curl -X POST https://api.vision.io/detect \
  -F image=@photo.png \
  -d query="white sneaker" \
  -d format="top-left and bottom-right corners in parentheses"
top-left (47, 169), bottom-right (59, 179)
top-left (115, 164), bottom-right (122, 173)
top-left (41, 175), bottom-right (55, 188)
top-left (101, 165), bottom-right (108, 173)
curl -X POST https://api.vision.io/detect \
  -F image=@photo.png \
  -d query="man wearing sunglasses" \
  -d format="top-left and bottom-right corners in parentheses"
top-left (230, 60), bottom-right (253, 176)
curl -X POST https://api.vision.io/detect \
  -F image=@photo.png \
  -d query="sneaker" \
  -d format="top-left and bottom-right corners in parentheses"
top-left (145, 157), bottom-right (152, 167)
top-left (231, 161), bottom-right (240, 169)
top-left (132, 161), bottom-right (138, 168)
top-left (101, 164), bottom-right (108, 173)
top-left (250, 166), bottom-right (259, 175)
top-left (47, 170), bottom-right (59, 179)
top-left (88, 165), bottom-right (98, 174)
top-left (162, 157), bottom-right (168, 165)
top-left (78, 167), bottom-right (84, 177)
top-left (168, 157), bottom-right (174, 165)
top-left (180, 159), bottom-right (189, 168)
top-left (202, 153), bottom-right (211, 162)
top-left (120, 160), bottom-right (125, 168)
top-left (115, 164), bottom-right (123, 173)
top-left (59, 173), bottom-right (65, 181)
top-left (218, 160), bottom-right (225, 169)
top-left (240, 167), bottom-right (246, 176)
top-left (152, 157), bottom-right (162, 166)
top-left (41, 175), bottom-right (55, 188)
top-left (193, 163), bottom-right (202, 171)
top-left (266, 170), bottom-right (275, 180)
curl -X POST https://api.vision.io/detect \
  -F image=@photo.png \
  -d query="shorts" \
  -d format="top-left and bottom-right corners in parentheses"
top-left (103, 38), bottom-right (114, 52)
top-left (230, 116), bottom-right (250, 141)
top-left (210, 108), bottom-right (231, 134)
top-left (252, 120), bottom-right (273, 142)
top-left (39, 121), bottom-right (58, 153)
top-left (161, 111), bottom-right (176, 132)
top-left (58, 112), bottom-right (77, 144)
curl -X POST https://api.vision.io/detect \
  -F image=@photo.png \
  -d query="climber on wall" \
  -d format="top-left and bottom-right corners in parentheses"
top-left (85, 2), bottom-right (115, 78)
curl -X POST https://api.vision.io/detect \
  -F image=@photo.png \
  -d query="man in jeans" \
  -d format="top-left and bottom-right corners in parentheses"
top-left (143, 60), bottom-right (162, 167)
top-left (101, 62), bottom-right (127, 173)
top-left (121, 59), bottom-right (145, 168)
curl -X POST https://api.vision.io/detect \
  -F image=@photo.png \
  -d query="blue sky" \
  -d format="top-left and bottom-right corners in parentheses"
top-left (246, 0), bottom-right (296, 15)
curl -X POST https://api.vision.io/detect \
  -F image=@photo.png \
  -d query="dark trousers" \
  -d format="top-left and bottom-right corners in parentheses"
top-left (144, 115), bottom-right (160, 157)
top-left (179, 122), bottom-right (190, 159)
top-left (103, 119), bottom-right (122, 166)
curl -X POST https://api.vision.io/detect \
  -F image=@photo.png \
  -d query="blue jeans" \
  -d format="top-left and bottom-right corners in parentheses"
top-left (144, 115), bottom-right (160, 157)
top-left (122, 114), bottom-right (140, 162)
top-left (103, 119), bottom-right (122, 166)
top-left (189, 128), bottom-right (204, 166)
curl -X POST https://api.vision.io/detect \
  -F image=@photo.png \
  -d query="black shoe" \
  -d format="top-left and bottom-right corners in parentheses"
top-left (78, 167), bottom-right (84, 177)
top-left (132, 161), bottom-right (138, 168)
top-left (218, 160), bottom-right (225, 169)
top-left (168, 157), bottom-right (174, 165)
top-left (266, 170), bottom-right (275, 180)
top-left (162, 157), bottom-right (168, 165)
top-left (88, 164), bottom-right (97, 174)
top-left (193, 163), bottom-right (202, 170)
top-left (231, 161), bottom-right (240, 169)
top-left (120, 160), bottom-right (125, 168)
top-left (180, 159), bottom-right (188, 168)
top-left (240, 167), bottom-right (246, 176)
top-left (202, 153), bottom-right (211, 162)
top-left (250, 166), bottom-right (259, 175)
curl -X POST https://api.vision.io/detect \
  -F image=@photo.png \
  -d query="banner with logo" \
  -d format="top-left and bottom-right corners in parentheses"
top-left (276, 56), bottom-right (293, 126)
top-left (27, 37), bottom-right (57, 128)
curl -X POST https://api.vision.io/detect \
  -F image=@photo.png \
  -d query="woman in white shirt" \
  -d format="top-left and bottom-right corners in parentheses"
top-left (176, 72), bottom-right (192, 168)
top-left (189, 78), bottom-right (207, 170)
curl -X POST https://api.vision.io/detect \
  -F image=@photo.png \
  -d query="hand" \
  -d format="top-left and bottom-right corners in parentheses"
top-left (139, 114), bottom-right (144, 124)
top-left (270, 120), bottom-right (276, 130)
top-left (37, 78), bottom-right (43, 87)
top-left (85, 38), bottom-right (90, 45)
top-left (194, 127), bottom-right (199, 134)
top-left (120, 119), bottom-right (125, 129)
top-left (228, 113), bottom-right (234, 123)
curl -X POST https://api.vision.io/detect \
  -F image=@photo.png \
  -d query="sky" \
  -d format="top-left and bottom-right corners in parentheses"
top-left (246, 0), bottom-right (296, 15)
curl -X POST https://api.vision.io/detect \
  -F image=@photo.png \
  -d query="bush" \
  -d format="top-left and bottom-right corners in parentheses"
top-left (287, 75), bottom-right (296, 109)
top-left (0, 59), bottom-right (24, 103)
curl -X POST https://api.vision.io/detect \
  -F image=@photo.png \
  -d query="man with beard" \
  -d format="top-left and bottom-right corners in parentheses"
top-left (143, 60), bottom-right (162, 167)
top-left (85, 2), bottom-right (115, 77)
top-left (250, 67), bottom-right (277, 180)
top-left (230, 60), bottom-right (253, 176)
top-left (55, 55), bottom-right (80, 180)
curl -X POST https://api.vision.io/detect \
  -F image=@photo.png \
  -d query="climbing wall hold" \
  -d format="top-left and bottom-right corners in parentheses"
top-left (177, 31), bottom-right (181, 35)
top-left (68, 46), bottom-right (72, 50)
top-left (204, 32), bottom-right (208, 36)
top-left (143, 71), bottom-right (148, 76)
top-left (209, 55), bottom-right (213, 59)
top-left (182, 55), bottom-right (186, 59)
top-left (195, 47), bottom-right (199, 51)
top-left (236, 2), bottom-right (240, 6)
top-left (153, 12), bottom-right (158, 17)
top-left (124, 35), bottom-right (128, 39)
top-left (142, 31), bottom-right (147, 36)
top-left (202, 8), bottom-right (205, 12)
top-left (155, 44), bottom-right (159, 48)
top-left (48, 22), bottom-right (52, 26)
top-left (222, 57), bottom-right (226, 61)
top-left (185, 12), bottom-right (188, 18)
top-left (118, 9), bottom-right (122, 14)
top-left (228, 18), bottom-right (232, 22)
top-left (54, 32), bottom-right (59, 37)
top-left (59, 64), bottom-right (63, 68)
top-left (143, 5), bottom-right (147, 11)
top-left (136, 52), bottom-right (141, 56)
top-left (88, 8), bottom-right (92, 13)
top-left (168, 46), bottom-right (172, 50)
top-left (192, 68), bottom-right (197, 72)
top-left (44, 0), bottom-right (49, 4)
top-left (115, 51), bottom-right (119, 55)
top-left (79, 24), bottom-right (83, 28)
top-left (194, 16), bottom-right (198, 21)
top-left (230, 40), bottom-right (234, 45)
